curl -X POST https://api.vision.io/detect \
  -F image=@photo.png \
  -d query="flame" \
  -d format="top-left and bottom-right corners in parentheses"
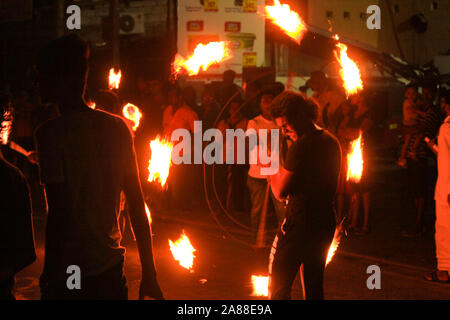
top-left (108, 68), bottom-right (122, 90)
top-left (145, 203), bottom-right (152, 224)
top-left (326, 229), bottom-right (341, 266)
top-left (148, 136), bottom-right (173, 188)
top-left (122, 103), bottom-right (142, 131)
top-left (87, 101), bottom-right (96, 110)
top-left (265, 0), bottom-right (307, 45)
top-left (169, 231), bottom-right (196, 270)
top-left (172, 41), bottom-right (232, 77)
top-left (334, 41), bottom-right (363, 97)
top-left (346, 132), bottom-right (364, 183)
top-left (251, 275), bottom-right (269, 297)
top-left (0, 110), bottom-right (13, 145)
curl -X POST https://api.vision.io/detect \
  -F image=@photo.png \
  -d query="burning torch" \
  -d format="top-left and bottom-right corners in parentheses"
top-left (265, 0), bottom-right (308, 45)
top-left (172, 41), bottom-right (233, 79)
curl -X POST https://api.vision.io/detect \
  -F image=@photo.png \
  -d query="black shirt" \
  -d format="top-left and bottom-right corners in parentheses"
top-left (284, 128), bottom-right (341, 222)
top-left (0, 156), bottom-right (36, 274)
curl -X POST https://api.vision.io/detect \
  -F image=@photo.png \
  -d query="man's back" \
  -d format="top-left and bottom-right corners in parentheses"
top-left (35, 109), bottom-right (134, 279)
top-left (0, 156), bottom-right (36, 276)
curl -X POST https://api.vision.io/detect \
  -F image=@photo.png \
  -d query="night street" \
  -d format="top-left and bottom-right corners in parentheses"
top-left (2, 0), bottom-right (449, 304)
top-left (13, 159), bottom-right (450, 300)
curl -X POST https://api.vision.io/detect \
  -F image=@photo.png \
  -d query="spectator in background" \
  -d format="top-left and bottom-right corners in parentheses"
top-left (401, 107), bottom-right (430, 237)
top-left (424, 90), bottom-right (450, 283)
top-left (307, 71), bottom-right (346, 134)
top-left (346, 92), bottom-right (375, 235)
top-left (415, 85), bottom-right (445, 150)
top-left (199, 84), bottom-right (221, 131)
top-left (242, 80), bottom-right (261, 119)
top-left (247, 90), bottom-right (286, 238)
top-left (135, 77), bottom-right (166, 140)
top-left (217, 95), bottom-right (249, 214)
top-left (183, 86), bottom-right (199, 113)
top-left (397, 84), bottom-right (425, 168)
top-left (0, 150), bottom-right (36, 300)
top-left (218, 70), bottom-right (243, 107)
top-left (335, 101), bottom-right (356, 224)
top-left (162, 85), bottom-right (198, 137)
top-left (162, 85), bottom-right (199, 211)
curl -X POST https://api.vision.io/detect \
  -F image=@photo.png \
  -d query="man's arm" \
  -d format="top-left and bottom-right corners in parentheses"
top-left (35, 125), bottom-right (69, 282)
top-left (121, 122), bottom-right (163, 300)
top-left (269, 165), bottom-right (294, 201)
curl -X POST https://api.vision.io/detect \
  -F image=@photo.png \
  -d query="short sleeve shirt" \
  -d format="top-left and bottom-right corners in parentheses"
top-left (284, 128), bottom-right (341, 220)
top-left (35, 109), bottom-right (134, 278)
top-left (0, 157), bottom-right (36, 272)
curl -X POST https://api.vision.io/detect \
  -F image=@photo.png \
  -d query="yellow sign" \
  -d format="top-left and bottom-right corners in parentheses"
top-left (243, 0), bottom-right (257, 13)
top-left (204, 0), bottom-right (219, 12)
top-left (243, 52), bottom-right (257, 67)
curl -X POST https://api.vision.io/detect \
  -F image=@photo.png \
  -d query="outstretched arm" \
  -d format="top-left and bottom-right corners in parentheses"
top-left (121, 123), bottom-right (163, 300)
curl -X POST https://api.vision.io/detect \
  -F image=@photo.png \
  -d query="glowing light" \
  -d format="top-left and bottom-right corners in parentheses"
top-left (147, 136), bottom-right (173, 188)
top-left (169, 231), bottom-right (196, 270)
top-left (251, 275), bottom-right (269, 297)
top-left (122, 103), bottom-right (142, 132)
top-left (145, 203), bottom-right (152, 224)
top-left (87, 101), bottom-right (96, 110)
top-left (0, 110), bottom-right (13, 145)
top-left (108, 68), bottom-right (122, 90)
top-left (265, 0), bottom-right (308, 45)
top-left (172, 41), bottom-right (232, 77)
top-left (326, 229), bottom-right (341, 266)
top-left (347, 132), bottom-right (364, 183)
top-left (334, 41), bottom-right (363, 97)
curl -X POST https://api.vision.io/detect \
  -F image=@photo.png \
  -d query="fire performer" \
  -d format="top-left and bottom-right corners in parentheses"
top-left (35, 35), bottom-right (163, 300)
top-left (268, 91), bottom-right (341, 300)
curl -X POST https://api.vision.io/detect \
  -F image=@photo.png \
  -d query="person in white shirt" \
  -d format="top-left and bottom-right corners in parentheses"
top-left (425, 91), bottom-right (450, 283)
top-left (247, 91), bottom-right (285, 239)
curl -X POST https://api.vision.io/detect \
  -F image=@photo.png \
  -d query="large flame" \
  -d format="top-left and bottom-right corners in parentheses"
top-left (122, 103), bottom-right (142, 132)
top-left (108, 68), bottom-right (122, 90)
top-left (172, 41), bottom-right (232, 77)
top-left (169, 231), bottom-right (196, 270)
top-left (148, 136), bottom-right (173, 188)
top-left (265, 0), bottom-right (307, 45)
top-left (251, 275), bottom-right (269, 297)
top-left (334, 41), bottom-right (363, 97)
top-left (346, 132), bottom-right (364, 183)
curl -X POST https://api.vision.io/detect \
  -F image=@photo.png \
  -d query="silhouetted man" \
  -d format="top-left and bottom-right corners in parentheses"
top-left (0, 95), bottom-right (36, 299)
top-left (35, 35), bottom-right (163, 300)
top-left (269, 91), bottom-right (341, 300)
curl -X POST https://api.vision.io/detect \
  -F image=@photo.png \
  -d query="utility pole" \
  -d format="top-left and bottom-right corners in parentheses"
top-left (110, 0), bottom-right (120, 69)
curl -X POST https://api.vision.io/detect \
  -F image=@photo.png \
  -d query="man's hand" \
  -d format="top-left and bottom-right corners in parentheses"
top-left (139, 275), bottom-right (164, 300)
top-left (27, 151), bottom-right (39, 164)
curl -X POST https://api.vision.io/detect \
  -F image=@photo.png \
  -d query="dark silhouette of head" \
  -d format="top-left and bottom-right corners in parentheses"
top-left (223, 70), bottom-right (236, 85)
top-left (271, 91), bottom-right (318, 141)
top-left (307, 71), bottom-right (327, 92)
top-left (36, 34), bottom-right (90, 111)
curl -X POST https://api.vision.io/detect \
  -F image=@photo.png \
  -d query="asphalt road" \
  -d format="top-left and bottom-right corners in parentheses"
top-left (12, 156), bottom-right (450, 300)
